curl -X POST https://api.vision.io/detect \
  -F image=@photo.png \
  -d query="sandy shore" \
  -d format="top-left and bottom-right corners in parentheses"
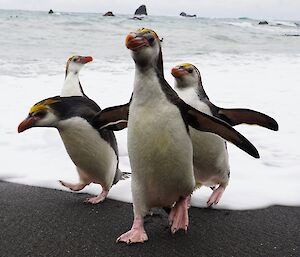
top-left (0, 181), bottom-right (299, 257)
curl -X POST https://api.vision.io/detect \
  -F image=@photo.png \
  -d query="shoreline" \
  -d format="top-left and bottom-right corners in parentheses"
top-left (0, 181), bottom-right (299, 257)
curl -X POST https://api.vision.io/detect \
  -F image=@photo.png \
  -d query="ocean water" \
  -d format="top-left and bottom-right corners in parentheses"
top-left (0, 9), bottom-right (300, 210)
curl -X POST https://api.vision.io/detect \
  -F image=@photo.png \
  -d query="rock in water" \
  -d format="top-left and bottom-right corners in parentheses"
top-left (258, 21), bottom-right (268, 25)
top-left (134, 5), bottom-right (147, 15)
top-left (180, 12), bottom-right (196, 17)
top-left (48, 9), bottom-right (54, 14)
top-left (130, 16), bottom-right (144, 20)
top-left (103, 11), bottom-right (115, 16)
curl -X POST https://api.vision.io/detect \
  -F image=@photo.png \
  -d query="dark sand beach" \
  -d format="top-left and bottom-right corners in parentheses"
top-left (0, 181), bottom-right (299, 257)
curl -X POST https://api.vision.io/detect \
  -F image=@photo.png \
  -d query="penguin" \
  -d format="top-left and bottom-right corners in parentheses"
top-left (93, 28), bottom-right (259, 244)
top-left (60, 55), bottom-right (126, 202)
top-left (171, 63), bottom-right (278, 130)
top-left (18, 96), bottom-right (123, 204)
top-left (57, 55), bottom-right (111, 198)
top-left (171, 63), bottom-right (278, 205)
top-left (61, 55), bottom-right (93, 97)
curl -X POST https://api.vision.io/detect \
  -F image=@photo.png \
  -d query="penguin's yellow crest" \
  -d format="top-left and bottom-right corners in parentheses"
top-left (137, 28), bottom-right (158, 38)
top-left (179, 63), bottom-right (193, 68)
top-left (29, 99), bottom-right (60, 115)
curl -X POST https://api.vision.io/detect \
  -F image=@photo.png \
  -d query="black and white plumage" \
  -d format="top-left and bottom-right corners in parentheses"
top-left (172, 63), bottom-right (278, 205)
top-left (61, 55), bottom-right (93, 97)
top-left (93, 28), bottom-right (260, 244)
top-left (54, 55), bottom-right (123, 203)
top-left (18, 96), bottom-right (122, 204)
top-left (171, 63), bottom-right (278, 130)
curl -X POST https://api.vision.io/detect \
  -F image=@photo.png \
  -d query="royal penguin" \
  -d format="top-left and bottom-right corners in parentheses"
top-left (59, 55), bottom-right (123, 203)
top-left (93, 28), bottom-right (260, 244)
top-left (171, 63), bottom-right (278, 205)
top-left (18, 95), bottom-right (123, 204)
top-left (61, 55), bottom-right (93, 97)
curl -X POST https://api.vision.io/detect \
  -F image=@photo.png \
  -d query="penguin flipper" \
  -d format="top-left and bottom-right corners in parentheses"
top-left (185, 108), bottom-right (260, 159)
top-left (217, 108), bottom-right (279, 131)
top-left (156, 74), bottom-right (259, 158)
top-left (93, 103), bottom-right (129, 131)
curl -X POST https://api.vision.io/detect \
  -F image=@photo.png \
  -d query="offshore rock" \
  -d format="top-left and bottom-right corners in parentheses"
top-left (134, 5), bottom-right (147, 15)
top-left (258, 21), bottom-right (268, 25)
top-left (180, 12), bottom-right (196, 17)
top-left (103, 11), bottom-right (115, 16)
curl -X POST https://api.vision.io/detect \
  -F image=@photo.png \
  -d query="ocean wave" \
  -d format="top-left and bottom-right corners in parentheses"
top-left (270, 20), bottom-right (298, 27)
top-left (223, 21), bottom-right (255, 28)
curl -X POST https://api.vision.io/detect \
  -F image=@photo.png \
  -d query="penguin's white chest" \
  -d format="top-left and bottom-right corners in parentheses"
top-left (175, 87), bottom-right (211, 114)
top-left (61, 74), bottom-right (83, 97)
top-left (190, 127), bottom-right (229, 185)
top-left (175, 87), bottom-right (229, 185)
top-left (58, 117), bottom-right (117, 186)
top-left (128, 74), bottom-right (195, 207)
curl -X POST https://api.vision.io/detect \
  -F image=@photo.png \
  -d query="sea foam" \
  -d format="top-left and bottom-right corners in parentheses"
top-left (0, 10), bottom-right (299, 210)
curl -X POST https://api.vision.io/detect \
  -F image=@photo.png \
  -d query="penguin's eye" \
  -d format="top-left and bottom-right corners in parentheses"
top-left (187, 68), bottom-right (193, 73)
top-left (34, 110), bottom-right (47, 118)
top-left (148, 37), bottom-right (155, 44)
top-left (73, 57), bottom-right (79, 62)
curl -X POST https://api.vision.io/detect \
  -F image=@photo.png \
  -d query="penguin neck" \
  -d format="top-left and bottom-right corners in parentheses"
top-left (61, 71), bottom-right (84, 97)
top-left (174, 79), bottom-right (198, 95)
top-left (133, 64), bottom-right (164, 103)
top-left (134, 48), bottom-right (164, 77)
top-left (197, 80), bottom-right (209, 101)
top-left (175, 83), bottom-right (199, 105)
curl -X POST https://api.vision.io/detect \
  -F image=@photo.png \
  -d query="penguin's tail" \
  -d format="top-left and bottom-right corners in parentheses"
top-left (121, 171), bottom-right (131, 180)
top-left (112, 169), bottom-right (131, 185)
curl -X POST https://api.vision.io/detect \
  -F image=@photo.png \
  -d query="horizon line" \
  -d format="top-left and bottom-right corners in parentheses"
top-left (0, 8), bottom-right (299, 22)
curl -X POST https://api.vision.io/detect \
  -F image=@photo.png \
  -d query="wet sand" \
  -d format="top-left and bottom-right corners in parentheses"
top-left (0, 181), bottom-right (299, 257)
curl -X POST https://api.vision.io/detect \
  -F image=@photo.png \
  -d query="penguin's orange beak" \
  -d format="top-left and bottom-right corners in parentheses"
top-left (78, 56), bottom-right (93, 64)
top-left (125, 33), bottom-right (149, 50)
top-left (171, 67), bottom-right (189, 78)
top-left (18, 115), bottom-right (38, 133)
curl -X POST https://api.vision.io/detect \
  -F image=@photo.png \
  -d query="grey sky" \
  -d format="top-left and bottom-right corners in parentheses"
top-left (0, 0), bottom-right (299, 20)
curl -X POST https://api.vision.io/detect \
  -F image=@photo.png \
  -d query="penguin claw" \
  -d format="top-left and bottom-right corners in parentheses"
top-left (117, 216), bottom-right (148, 244)
top-left (207, 186), bottom-right (225, 206)
top-left (168, 197), bottom-right (190, 234)
top-left (84, 197), bottom-right (105, 204)
top-left (84, 190), bottom-right (108, 204)
top-left (117, 229), bottom-right (148, 244)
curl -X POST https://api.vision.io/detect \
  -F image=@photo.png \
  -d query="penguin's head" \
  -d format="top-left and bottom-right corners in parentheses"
top-left (125, 28), bottom-right (162, 70)
top-left (171, 63), bottom-right (202, 89)
top-left (65, 55), bottom-right (93, 77)
top-left (18, 98), bottom-right (62, 133)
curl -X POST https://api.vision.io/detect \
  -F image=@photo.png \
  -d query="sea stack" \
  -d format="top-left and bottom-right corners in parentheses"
top-left (134, 5), bottom-right (147, 15)
top-left (103, 11), bottom-right (115, 16)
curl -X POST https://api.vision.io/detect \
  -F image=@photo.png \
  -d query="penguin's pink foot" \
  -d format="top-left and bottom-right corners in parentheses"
top-left (207, 185), bottom-right (225, 206)
top-left (117, 216), bottom-right (148, 244)
top-left (85, 189), bottom-right (108, 204)
top-left (168, 197), bottom-right (189, 234)
top-left (59, 180), bottom-right (86, 191)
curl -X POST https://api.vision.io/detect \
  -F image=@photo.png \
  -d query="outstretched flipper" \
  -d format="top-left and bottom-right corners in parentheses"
top-left (93, 103), bottom-right (129, 131)
top-left (213, 105), bottom-right (279, 131)
top-left (185, 107), bottom-right (259, 158)
top-left (158, 75), bottom-right (260, 159)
